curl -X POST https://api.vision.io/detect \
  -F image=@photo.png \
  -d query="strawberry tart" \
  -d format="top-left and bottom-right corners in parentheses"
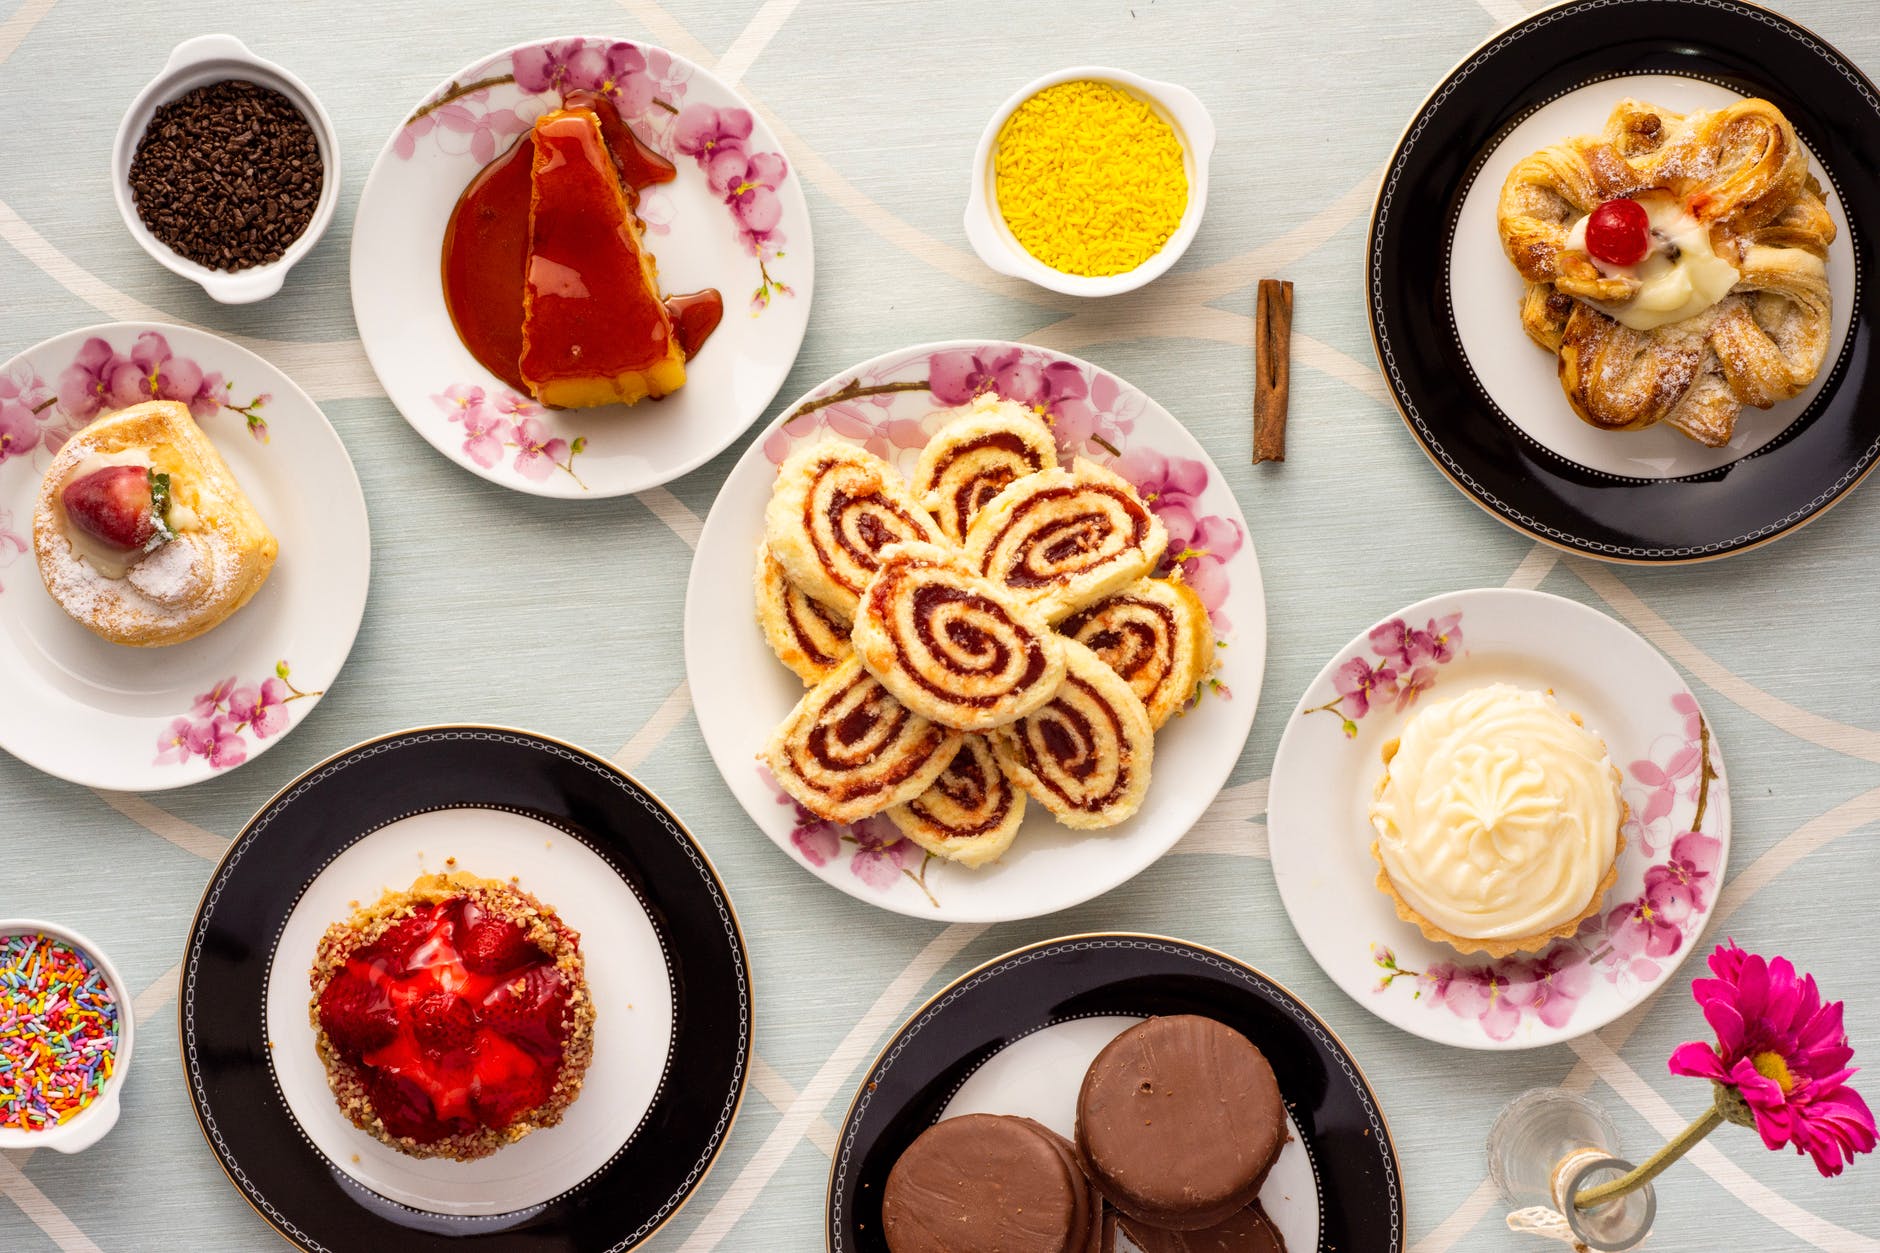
top-left (307, 871), bottom-right (596, 1161)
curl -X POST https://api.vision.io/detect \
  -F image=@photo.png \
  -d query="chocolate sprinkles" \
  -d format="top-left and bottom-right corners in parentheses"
top-left (128, 79), bottom-right (323, 272)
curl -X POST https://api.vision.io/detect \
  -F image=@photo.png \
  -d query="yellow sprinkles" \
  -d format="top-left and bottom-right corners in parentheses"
top-left (994, 79), bottom-right (1188, 277)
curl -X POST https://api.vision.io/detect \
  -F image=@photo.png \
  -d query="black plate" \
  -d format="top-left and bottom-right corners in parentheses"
top-left (180, 727), bottom-right (751, 1252)
top-left (1367, 0), bottom-right (1880, 561)
top-left (826, 934), bottom-right (1403, 1252)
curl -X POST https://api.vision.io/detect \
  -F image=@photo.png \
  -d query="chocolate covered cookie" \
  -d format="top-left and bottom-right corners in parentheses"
top-left (884, 1113), bottom-right (1100, 1253)
top-left (1075, 1015), bottom-right (1285, 1231)
top-left (1114, 1203), bottom-right (1287, 1252)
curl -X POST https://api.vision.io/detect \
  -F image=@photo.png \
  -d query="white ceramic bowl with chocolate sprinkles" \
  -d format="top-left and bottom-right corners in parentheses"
top-left (112, 34), bottom-right (339, 304)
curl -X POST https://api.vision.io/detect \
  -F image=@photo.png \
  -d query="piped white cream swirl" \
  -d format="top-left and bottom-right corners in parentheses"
top-left (1369, 684), bottom-right (1621, 940)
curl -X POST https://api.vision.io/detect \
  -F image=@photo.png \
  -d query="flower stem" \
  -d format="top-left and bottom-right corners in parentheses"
top-left (1691, 714), bottom-right (1716, 834)
top-left (1573, 1100), bottom-right (1725, 1210)
top-left (782, 379), bottom-right (930, 425)
top-left (407, 74), bottom-right (516, 125)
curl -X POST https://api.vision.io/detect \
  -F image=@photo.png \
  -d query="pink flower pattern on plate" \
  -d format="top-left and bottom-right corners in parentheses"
top-left (1370, 694), bottom-right (1723, 1041)
top-left (760, 768), bottom-right (938, 905)
top-left (928, 346), bottom-right (1137, 462)
top-left (430, 385), bottom-right (586, 488)
top-left (760, 346), bottom-right (1237, 645)
top-left (49, 334), bottom-right (270, 444)
top-left (0, 508), bottom-right (27, 596)
top-left (397, 39), bottom-right (792, 310)
top-left (1114, 447), bottom-right (1245, 632)
top-left (672, 102), bottom-right (793, 308)
top-left (1306, 612), bottom-right (1464, 738)
top-left (157, 663), bottom-right (322, 771)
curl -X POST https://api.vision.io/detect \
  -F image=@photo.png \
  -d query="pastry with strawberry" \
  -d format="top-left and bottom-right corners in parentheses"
top-left (307, 870), bottom-right (596, 1161)
top-left (32, 399), bottom-right (276, 646)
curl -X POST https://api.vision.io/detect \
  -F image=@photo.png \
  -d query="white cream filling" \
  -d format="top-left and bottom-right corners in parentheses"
top-left (1563, 191), bottom-right (1740, 331)
top-left (1369, 684), bottom-right (1621, 940)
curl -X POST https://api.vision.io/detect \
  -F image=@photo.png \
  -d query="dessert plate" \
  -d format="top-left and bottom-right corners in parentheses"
top-left (352, 36), bottom-right (813, 499)
top-left (827, 934), bottom-right (1403, 1252)
top-left (1268, 588), bottom-right (1732, 1050)
top-left (684, 340), bottom-right (1266, 923)
top-left (1368, 0), bottom-right (1880, 561)
top-left (181, 726), bottom-right (751, 1251)
top-left (0, 322), bottom-right (368, 791)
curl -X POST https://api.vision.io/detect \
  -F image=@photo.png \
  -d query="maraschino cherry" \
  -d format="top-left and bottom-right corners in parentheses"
top-left (62, 466), bottom-right (159, 550)
top-left (1583, 198), bottom-right (1652, 266)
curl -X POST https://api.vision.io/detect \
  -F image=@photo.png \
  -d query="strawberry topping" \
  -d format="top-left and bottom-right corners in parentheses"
top-left (461, 918), bottom-right (533, 975)
top-left (319, 894), bottom-right (573, 1140)
top-left (62, 466), bottom-right (161, 551)
top-left (317, 969), bottom-right (398, 1056)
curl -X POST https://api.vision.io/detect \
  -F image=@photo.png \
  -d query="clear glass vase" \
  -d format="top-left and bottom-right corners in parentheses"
top-left (1487, 1087), bottom-right (1657, 1251)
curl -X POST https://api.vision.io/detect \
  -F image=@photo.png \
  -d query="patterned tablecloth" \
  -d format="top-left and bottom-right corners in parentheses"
top-left (3, 0), bottom-right (1878, 1248)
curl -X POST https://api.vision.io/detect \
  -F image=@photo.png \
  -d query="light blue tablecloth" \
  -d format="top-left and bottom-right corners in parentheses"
top-left (3, 0), bottom-right (1878, 1248)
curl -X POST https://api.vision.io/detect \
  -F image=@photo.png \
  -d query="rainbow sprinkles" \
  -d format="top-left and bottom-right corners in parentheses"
top-left (0, 933), bottom-right (120, 1130)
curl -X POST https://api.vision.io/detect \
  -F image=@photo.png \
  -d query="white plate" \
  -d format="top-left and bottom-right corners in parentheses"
top-left (685, 340), bottom-right (1266, 922)
top-left (351, 36), bottom-right (813, 498)
top-left (1268, 588), bottom-right (1731, 1049)
top-left (264, 807), bottom-right (674, 1215)
top-left (1449, 73), bottom-right (1856, 480)
top-left (0, 323), bottom-right (368, 790)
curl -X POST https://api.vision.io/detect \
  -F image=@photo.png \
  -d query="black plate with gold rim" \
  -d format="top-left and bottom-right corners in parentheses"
top-left (826, 934), bottom-right (1402, 1251)
top-left (1368, 0), bottom-right (1880, 561)
top-left (180, 726), bottom-right (750, 1252)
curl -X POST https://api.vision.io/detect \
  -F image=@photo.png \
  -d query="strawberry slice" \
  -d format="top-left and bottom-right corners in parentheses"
top-left (481, 965), bottom-right (569, 1056)
top-left (470, 1050), bottom-right (556, 1128)
top-left (360, 912), bottom-right (439, 971)
top-left (62, 466), bottom-right (161, 551)
top-left (412, 991), bottom-right (479, 1061)
top-left (461, 918), bottom-right (535, 975)
top-left (317, 969), bottom-right (397, 1058)
top-left (368, 1069), bottom-right (471, 1143)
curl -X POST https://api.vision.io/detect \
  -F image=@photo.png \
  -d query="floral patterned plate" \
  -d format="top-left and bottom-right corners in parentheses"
top-left (684, 341), bottom-right (1266, 923)
top-left (0, 323), bottom-right (369, 791)
top-left (1267, 588), bottom-right (1731, 1050)
top-left (350, 36), bottom-right (813, 498)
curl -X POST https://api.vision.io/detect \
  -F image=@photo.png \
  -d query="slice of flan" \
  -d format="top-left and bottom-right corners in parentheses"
top-left (519, 107), bottom-right (686, 408)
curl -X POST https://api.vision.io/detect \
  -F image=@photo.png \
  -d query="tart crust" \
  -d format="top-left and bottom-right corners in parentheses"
top-left (306, 870), bottom-right (596, 1161)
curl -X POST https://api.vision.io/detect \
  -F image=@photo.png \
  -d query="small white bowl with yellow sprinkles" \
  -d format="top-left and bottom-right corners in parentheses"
top-left (965, 66), bottom-right (1214, 297)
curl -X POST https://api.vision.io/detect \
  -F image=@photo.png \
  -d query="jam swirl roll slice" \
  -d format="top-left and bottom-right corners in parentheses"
top-left (886, 734), bottom-right (1026, 867)
top-left (853, 542), bottom-right (1066, 732)
top-left (991, 638), bottom-right (1154, 830)
top-left (965, 458), bottom-right (1168, 623)
top-left (764, 441), bottom-right (944, 617)
top-left (754, 544), bottom-right (852, 685)
top-left (1059, 577), bottom-right (1215, 730)
top-left (911, 396), bottom-right (1058, 544)
top-left (763, 656), bottom-right (964, 824)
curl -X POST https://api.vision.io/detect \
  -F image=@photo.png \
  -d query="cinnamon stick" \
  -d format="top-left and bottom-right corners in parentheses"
top-left (1253, 279), bottom-right (1293, 463)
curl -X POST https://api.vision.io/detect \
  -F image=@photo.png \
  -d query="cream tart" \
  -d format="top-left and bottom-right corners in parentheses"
top-left (1367, 684), bottom-right (1625, 957)
top-left (307, 871), bottom-right (596, 1161)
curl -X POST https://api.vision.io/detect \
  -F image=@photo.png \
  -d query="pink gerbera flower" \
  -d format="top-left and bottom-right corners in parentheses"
top-left (1668, 942), bottom-right (1876, 1176)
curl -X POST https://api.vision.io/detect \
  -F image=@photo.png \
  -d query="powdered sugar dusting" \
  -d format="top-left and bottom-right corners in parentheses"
top-left (39, 527), bottom-right (235, 637)
top-left (126, 534), bottom-right (209, 607)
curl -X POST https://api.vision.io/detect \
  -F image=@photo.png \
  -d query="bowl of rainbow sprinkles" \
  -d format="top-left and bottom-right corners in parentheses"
top-left (964, 66), bottom-right (1215, 297)
top-left (0, 921), bottom-right (133, 1152)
